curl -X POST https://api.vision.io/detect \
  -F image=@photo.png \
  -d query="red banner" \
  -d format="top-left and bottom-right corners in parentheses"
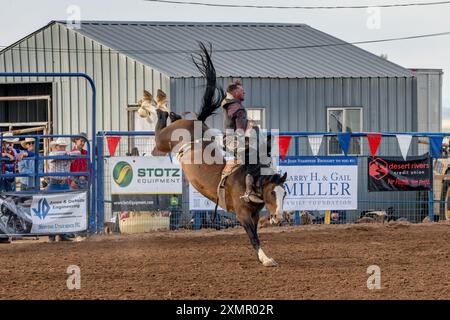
top-left (367, 133), bottom-right (382, 156)
top-left (106, 136), bottom-right (121, 156)
top-left (278, 136), bottom-right (292, 160)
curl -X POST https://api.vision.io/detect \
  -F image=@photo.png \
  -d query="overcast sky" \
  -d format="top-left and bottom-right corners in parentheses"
top-left (1, 0), bottom-right (449, 128)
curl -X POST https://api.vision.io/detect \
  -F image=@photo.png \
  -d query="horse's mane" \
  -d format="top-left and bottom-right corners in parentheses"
top-left (192, 42), bottom-right (225, 122)
top-left (257, 172), bottom-right (285, 187)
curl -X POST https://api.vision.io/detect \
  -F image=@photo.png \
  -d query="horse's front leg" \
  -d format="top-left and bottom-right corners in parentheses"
top-left (239, 211), bottom-right (278, 267)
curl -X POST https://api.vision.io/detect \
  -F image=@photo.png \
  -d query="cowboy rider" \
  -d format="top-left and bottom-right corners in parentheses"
top-left (221, 80), bottom-right (261, 202)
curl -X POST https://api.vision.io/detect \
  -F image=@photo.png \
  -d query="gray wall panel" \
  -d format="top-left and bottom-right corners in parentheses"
top-left (0, 22), bottom-right (433, 150)
top-left (0, 23), bottom-right (170, 136)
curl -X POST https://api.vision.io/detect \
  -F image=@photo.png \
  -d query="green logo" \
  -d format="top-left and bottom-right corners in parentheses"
top-left (113, 161), bottom-right (133, 188)
top-left (170, 196), bottom-right (179, 206)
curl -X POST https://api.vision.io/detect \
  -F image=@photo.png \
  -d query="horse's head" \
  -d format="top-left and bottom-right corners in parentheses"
top-left (260, 172), bottom-right (287, 225)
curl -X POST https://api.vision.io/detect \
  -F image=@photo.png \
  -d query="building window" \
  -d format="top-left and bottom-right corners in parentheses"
top-left (247, 108), bottom-right (265, 129)
top-left (327, 107), bottom-right (362, 155)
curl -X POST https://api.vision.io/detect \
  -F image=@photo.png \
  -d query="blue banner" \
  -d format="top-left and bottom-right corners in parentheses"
top-left (279, 156), bottom-right (358, 166)
top-left (429, 136), bottom-right (444, 159)
top-left (337, 132), bottom-right (352, 155)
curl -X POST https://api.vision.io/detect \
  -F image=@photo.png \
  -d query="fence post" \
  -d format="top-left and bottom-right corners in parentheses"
top-left (294, 137), bottom-right (300, 226)
top-left (295, 211), bottom-right (300, 226)
top-left (428, 156), bottom-right (434, 222)
top-left (34, 134), bottom-right (40, 192)
top-left (194, 211), bottom-right (201, 230)
top-left (96, 134), bottom-right (105, 234)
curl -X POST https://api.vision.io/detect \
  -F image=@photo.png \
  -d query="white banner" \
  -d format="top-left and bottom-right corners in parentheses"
top-left (308, 135), bottom-right (324, 156)
top-left (30, 192), bottom-right (87, 234)
top-left (189, 183), bottom-right (225, 211)
top-left (278, 157), bottom-right (358, 211)
top-left (396, 134), bottom-right (413, 160)
top-left (110, 156), bottom-right (182, 195)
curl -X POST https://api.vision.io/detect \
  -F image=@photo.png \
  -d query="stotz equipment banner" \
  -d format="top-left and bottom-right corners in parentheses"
top-left (368, 154), bottom-right (432, 191)
top-left (110, 157), bottom-right (182, 211)
top-left (278, 156), bottom-right (358, 211)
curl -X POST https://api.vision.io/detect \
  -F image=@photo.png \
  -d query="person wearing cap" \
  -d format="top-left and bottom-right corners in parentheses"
top-left (47, 138), bottom-right (81, 191)
top-left (69, 133), bottom-right (89, 190)
top-left (1, 133), bottom-right (29, 192)
top-left (18, 137), bottom-right (43, 191)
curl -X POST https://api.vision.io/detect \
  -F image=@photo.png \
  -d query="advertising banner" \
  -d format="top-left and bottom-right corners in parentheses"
top-left (278, 156), bottom-right (358, 211)
top-left (0, 192), bottom-right (87, 235)
top-left (110, 156), bottom-right (182, 211)
top-left (189, 183), bottom-right (225, 211)
top-left (368, 155), bottom-right (432, 191)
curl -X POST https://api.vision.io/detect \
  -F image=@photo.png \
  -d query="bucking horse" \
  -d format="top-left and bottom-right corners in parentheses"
top-left (153, 43), bottom-right (287, 267)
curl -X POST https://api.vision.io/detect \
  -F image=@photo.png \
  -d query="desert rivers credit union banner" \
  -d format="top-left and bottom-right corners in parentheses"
top-left (368, 155), bottom-right (432, 192)
top-left (278, 156), bottom-right (358, 211)
top-left (109, 157), bottom-right (182, 211)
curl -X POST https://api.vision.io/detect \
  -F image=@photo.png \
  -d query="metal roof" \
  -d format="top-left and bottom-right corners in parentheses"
top-left (66, 21), bottom-right (413, 78)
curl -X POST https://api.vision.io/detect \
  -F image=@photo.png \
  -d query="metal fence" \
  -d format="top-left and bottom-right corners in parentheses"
top-left (0, 133), bottom-right (92, 239)
top-left (96, 131), bottom-right (450, 235)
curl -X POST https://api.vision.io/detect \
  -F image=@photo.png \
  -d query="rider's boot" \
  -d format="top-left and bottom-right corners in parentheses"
top-left (240, 174), bottom-right (255, 203)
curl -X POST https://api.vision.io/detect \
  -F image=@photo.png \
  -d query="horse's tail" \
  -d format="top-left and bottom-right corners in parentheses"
top-left (192, 42), bottom-right (225, 122)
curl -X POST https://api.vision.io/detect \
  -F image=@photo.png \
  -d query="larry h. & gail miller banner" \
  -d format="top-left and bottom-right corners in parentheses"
top-left (110, 156), bottom-right (182, 211)
top-left (368, 154), bottom-right (432, 191)
top-left (278, 156), bottom-right (358, 211)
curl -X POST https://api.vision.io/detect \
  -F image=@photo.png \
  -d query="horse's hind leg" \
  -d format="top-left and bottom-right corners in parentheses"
top-left (240, 213), bottom-right (278, 267)
top-left (155, 109), bottom-right (169, 132)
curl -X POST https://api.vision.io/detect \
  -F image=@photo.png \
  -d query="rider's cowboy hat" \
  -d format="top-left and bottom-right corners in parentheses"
top-left (50, 137), bottom-right (69, 147)
top-left (20, 137), bottom-right (35, 148)
top-left (1, 133), bottom-right (19, 143)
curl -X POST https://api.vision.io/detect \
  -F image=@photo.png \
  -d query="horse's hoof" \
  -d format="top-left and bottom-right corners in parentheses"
top-left (262, 258), bottom-right (278, 267)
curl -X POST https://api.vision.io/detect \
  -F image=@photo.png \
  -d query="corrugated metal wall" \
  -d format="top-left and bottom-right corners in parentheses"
top-left (411, 69), bottom-right (443, 133)
top-left (171, 77), bottom-right (414, 133)
top-left (0, 22), bottom-right (171, 138)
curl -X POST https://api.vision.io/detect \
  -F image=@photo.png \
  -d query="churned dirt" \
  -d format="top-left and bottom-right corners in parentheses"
top-left (1, 222), bottom-right (450, 300)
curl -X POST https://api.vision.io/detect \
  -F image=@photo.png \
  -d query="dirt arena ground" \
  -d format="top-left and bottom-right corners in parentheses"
top-left (1, 222), bottom-right (449, 300)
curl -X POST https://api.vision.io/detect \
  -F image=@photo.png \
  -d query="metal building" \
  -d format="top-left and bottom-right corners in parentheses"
top-left (0, 21), bottom-right (444, 222)
top-left (0, 21), bottom-right (442, 137)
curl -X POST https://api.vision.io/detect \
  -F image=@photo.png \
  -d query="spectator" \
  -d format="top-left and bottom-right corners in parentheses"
top-left (47, 138), bottom-right (80, 191)
top-left (18, 137), bottom-right (43, 191)
top-left (1, 133), bottom-right (28, 192)
top-left (47, 138), bottom-right (80, 242)
top-left (69, 133), bottom-right (88, 190)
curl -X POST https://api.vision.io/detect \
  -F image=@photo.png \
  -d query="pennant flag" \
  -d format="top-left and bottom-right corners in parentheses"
top-left (337, 132), bottom-right (352, 155)
top-left (308, 135), bottom-right (323, 156)
top-left (106, 136), bottom-right (121, 156)
top-left (396, 134), bottom-right (412, 160)
top-left (278, 136), bottom-right (292, 160)
top-left (366, 133), bottom-right (382, 156)
top-left (429, 136), bottom-right (444, 159)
